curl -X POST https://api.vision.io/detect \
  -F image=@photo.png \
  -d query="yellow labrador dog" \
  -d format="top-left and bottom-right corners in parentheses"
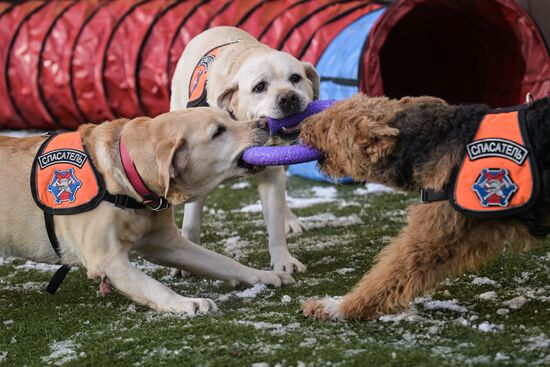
top-left (171, 26), bottom-right (320, 274)
top-left (0, 108), bottom-right (294, 314)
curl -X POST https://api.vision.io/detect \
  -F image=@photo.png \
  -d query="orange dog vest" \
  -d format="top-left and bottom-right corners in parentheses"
top-left (450, 109), bottom-right (539, 218)
top-left (30, 132), bottom-right (161, 294)
top-left (31, 131), bottom-right (106, 215)
top-left (186, 41), bottom-right (239, 108)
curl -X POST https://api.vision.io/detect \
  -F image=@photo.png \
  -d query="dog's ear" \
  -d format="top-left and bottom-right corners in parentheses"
top-left (400, 96), bottom-right (447, 106)
top-left (155, 135), bottom-right (189, 197)
top-left (302, 62), bottom-right (320, 100)
top-left (356, 120), bottom-right (400, 163)
top-left (217, 84), bottom-right (239, 112)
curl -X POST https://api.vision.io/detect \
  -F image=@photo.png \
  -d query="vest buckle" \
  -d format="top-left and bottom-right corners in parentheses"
top-left (420, 189), bottom-right (429, 203)
top-left (113, 195), bottom-right (130, 209)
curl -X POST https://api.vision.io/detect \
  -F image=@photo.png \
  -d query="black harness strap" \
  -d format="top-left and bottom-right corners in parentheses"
top-left (103, 192), bottom-right (146, 210)
top-left (44, 212), bottom-right (71, 294)
top-left (44, 192), bottom-right (146, 294)
top-left (420, 188), bottom-right (448, 203)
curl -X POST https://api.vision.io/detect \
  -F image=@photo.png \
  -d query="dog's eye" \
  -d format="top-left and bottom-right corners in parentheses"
top-left (253, 81), bottom-right (266, 93)
top-left (212, 125), bottom-right (226, 139)
top-left (289, 74), bottom-right (302, 84)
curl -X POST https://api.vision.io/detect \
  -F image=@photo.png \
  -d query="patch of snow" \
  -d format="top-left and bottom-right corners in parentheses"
top-left (494, 352), bottom-right (510, 361)
top-left (133, 258), bottom-right (162, 275)
top-left (4, 282), bottom-right (44, 292)
top-left (251, 363), bottom-right (269, 367)
top-left (230, 181), bottom-right (251, 189)
top-left (343, 349), bottom-right (367, 357)
top-left (125, 304), bottom-right (137, 313)
top-left (471, 277), bottom-right (498, 286)
top-left (514, 271), bottom-right (530, 284)
top-left (241, 187), bottom-right (339, 212)
top-left (454, 317), bottom-right (471, 327)
top-left (353, 183), bottom-right (394, 195)
top-left (468, 355), bottom-right (492, 364)
top-left (496, 308), bottom-right (509, 316)
top-left (14, 261), bottom-right (59, 272)
top-left (478, 291), bottom-right (497, 301)
top-left (0, 351), bottom-right (6, 363)
top-left (3, 320), bottom-right (14, 325)
top-left (41, 340), bottom-right (81, 365)
top-left (520, 333), bottom-right (550, 352)
top-left (222, 236), bottom-right (250, 260)
top-left (311, 186), bottom-right (337, 197)
top-left (285, 195), bottom-right (336, 209)
top-left (236, 320), bottom-right (300, 336)
top-left (299, 337), bottom-right (317, 348)
top-left (379, 306), bottom-right (424, 323)
top-left (502, 296), bottom-right (527, 310)
top-left (420, 298), bottom-right (468, 313)
top-left (235, 284), bottom-right (267, 298)
top-left (299, 213), bottom-right (363, 229)
top-left (281, 295), bottom-right (292, 303)
top-left (477, 322), bottom-right (503, 332)
top-left (335, 267), bottom-right (355, 275)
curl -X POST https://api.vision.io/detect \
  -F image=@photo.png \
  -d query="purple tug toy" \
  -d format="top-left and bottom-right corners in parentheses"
top-left (241, 100), bottom-right (336, 166)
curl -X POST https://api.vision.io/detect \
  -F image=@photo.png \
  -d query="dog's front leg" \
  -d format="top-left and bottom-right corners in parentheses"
top-left (171, 194), bottom-right (208, 277)
top-left (257, 166), bottom-right (306, 273)
top-left (138, 225), bottom-right (295, 287)
top-left (301, 203), bottom-right (524, 320)
top-left (181, 194), bottom-right (206, 244)
top-left (90, 254), bottom-right (217, 314)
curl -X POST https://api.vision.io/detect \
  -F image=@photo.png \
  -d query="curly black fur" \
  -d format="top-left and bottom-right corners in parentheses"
top-left (376, 97), bottom-right (550, 194)
top-left (524, 97), bottom-right (550, 219)
top-left (377, 104), bottom-right (489, 190)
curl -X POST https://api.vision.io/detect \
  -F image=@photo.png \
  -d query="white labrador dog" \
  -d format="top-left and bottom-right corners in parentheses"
top-left (0, 108), bottom-right (293, 314)
top-left (171, 26), bottom-right (320, 273)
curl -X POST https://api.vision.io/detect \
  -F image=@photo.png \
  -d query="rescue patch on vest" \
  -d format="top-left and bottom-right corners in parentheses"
top-left (48, 169), bottom-right (82, 204)
top-left (472, 168), bottom-right (517, 207)
top-left (31, 132), bottom-right (106, 215)
top-left (466, 138), bottom-right (528, 165)
top-left (451, 109), bottom-right (539, 218)
top-left (186, 41), bottom-right (239, 108)
top-left (38, 149), bottom-right (87, 169)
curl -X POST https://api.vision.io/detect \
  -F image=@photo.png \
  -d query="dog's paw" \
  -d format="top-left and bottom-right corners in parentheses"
top-left (170, 268), bottom-right (192, 278)
top-left (165, 297), bottom-right (218, 315)
top-left (285, 213), bottom-right (308, 234)
top-left (241, 270), bottom-right (295, 287)
top-left (271, 255), bottom-right (307, 274)
top-left (301, 297), bottom-right (344, 321)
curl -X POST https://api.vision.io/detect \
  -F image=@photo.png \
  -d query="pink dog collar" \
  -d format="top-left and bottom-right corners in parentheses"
top-left (119, 136), bottom-right (170, 211)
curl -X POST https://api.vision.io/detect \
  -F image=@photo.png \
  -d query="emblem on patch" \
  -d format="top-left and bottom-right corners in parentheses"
top-left (472, 168), bottom-right (517, 207)
top-left (47, 169), bottom-right (82, 204)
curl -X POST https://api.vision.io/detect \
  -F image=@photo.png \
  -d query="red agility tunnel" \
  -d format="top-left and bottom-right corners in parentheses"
top-left (0, 0), bottom-right (548, 130)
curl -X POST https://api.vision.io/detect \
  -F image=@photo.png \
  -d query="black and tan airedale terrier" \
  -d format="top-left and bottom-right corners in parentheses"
top-left (299, 94), bottom-right (550, 320)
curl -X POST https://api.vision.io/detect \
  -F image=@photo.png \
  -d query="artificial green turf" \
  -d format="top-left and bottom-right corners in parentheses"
top-left (1, 176), bottom-right (549, 366)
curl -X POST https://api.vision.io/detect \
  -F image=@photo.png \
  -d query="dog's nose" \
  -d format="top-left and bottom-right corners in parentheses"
top-left (277, 91), bottom-right (300, 114)
top-left (255, 117), bottom-right (269, 131)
